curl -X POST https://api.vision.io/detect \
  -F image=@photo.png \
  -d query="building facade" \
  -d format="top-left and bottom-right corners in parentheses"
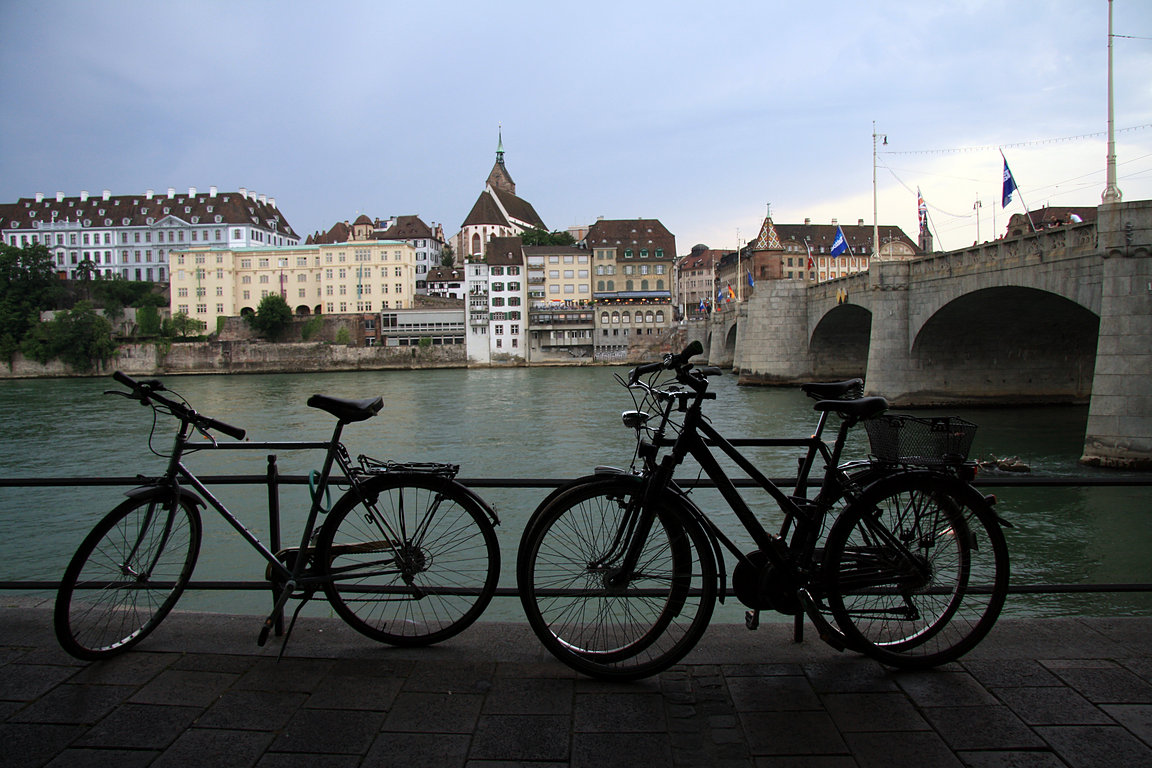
top-left (464, 237), bottom-right (528, 364)
top-left (0, 187), bottom-right (299, 281)
top-left (306, 214), bottom-right (445, 294)
top-left (524, 245), bottom-right (594, 361)
top-left (170, 239), bottom-right (415, 331)
top-left (584, 218), bottom-right (676, 359)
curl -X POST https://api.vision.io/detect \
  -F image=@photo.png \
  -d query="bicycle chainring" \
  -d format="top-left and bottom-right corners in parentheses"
top-left (732, 550), bottom-right (801, 615)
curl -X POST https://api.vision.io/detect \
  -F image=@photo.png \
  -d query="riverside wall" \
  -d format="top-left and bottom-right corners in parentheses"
top-left (0, 340), bottom-right (466, 379)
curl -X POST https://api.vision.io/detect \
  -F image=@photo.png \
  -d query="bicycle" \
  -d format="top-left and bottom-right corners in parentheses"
top-left (516, 341), bottom-right (1010, 680)
top-left (54, 371), bottom-right (501, 661)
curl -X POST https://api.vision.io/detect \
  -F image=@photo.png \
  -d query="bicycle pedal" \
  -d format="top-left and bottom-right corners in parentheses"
top-left (744, 610), bottom-right (760, 630)
top-left (257, 620), bottom-right (272, 647)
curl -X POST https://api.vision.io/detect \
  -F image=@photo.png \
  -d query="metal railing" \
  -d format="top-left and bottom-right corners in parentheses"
top-left (3, 464), bottom-right (1152, 597)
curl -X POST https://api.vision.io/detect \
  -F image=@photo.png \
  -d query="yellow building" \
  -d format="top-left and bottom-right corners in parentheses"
top-left (171, 240), bottom-right (416, 330)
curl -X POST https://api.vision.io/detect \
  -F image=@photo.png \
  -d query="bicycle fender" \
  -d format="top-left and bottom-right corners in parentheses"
top-left (124, 484), bottom-right (206, 509)
top-left (852, 470), bottom-right (997, 523)
top-left (354, 472), bottom-right (500, 526)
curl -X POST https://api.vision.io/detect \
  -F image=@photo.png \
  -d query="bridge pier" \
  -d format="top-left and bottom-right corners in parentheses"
top-left (1082, 201), bottom-right (1152, 469)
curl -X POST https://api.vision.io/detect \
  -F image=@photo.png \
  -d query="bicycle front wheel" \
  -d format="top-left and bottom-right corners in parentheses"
top-left (517, 477), bottom-right (716, 680)
top-left (318, 473), bottom-right (500, 646)
top-left (54, 492), bottom-right (201, 660)
top-left (823, 472), bottom-right (1009, 668)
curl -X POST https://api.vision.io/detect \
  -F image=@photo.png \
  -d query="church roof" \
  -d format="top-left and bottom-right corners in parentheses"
top-left (462, 191), bottom-right (511, 228)
top-left (492, 187), bottom-right (546, 230)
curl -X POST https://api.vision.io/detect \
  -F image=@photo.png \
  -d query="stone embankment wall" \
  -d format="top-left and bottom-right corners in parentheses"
top-left (2, 341), bottom-right (465, 379)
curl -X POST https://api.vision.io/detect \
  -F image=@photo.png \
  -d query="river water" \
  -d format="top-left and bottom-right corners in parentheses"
top-left (2, 366), bottom-right (1149, 625)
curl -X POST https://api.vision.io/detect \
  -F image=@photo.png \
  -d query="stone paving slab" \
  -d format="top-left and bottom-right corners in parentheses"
top-left (2, 601), bottom-right (1151, 768)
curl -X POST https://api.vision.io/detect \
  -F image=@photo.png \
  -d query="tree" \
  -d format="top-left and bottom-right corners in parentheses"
top-left (247, 293), bottom-right (294, 340)
top-left (520, 228), bottom-right (576, 247)
top-left (20, 301), bottom-right (115, 372)
top-left (440, 243), bottom-right (455, 267)
top-left (0, 243), bottom-right (62, 358)
top-left (170, 311), bottom-right (207, 339)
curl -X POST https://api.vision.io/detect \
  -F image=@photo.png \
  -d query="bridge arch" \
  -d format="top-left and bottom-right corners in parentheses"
top-left (809, 304), bottom-right (872, 380)
top-left (911, 286), bottom-right (1099, 403)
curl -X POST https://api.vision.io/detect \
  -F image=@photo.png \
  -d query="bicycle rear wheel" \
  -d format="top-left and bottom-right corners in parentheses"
top-left (823, 472), bottom-right (1008, 668)
top-left (318, 473), bottom-right (500, 646)
top-left (517, 477), bottom-right (716, 680)
top-left (54, 492), bottom-right (201, 660)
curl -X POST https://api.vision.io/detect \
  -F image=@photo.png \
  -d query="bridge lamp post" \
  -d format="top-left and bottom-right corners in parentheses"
top-left (1102, 0), bottom-right (1122, 204)
top-left (973, 196), bottom-right (982, 243)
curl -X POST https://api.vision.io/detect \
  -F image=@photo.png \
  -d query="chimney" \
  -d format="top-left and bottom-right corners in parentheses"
top-left (858, 218), bottom-right (864, 226)
top-left (35, 192), bottom-right (43, 203)
top-left (209, 186), bottom-right (218, 197)
top-left (239, 187), bottom-right (247, 198)
top-left (102, 190), bottom-right (111, 201)
top-left (56, 192), bottom-right (64, 202)
top-left (167, 188), bottom-right (175, 199)
top-left (259, 194), bottom-right (267, 205)
top-left (145, 189), bottom-right (154, 199)
top-left (189, 186), bottom-right (197, 197)
top-left (831, 218), bottom-right (838, 227)
top-left (804, 218), bottom-right (811, 226)
top-left (269, 197), bottom-right (276, 209)
top-left (80, 190), bottom-right (90, 202)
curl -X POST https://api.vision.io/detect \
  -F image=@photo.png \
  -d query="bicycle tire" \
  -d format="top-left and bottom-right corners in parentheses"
top-left (517, 476), bottom-right (717, 680)
top-left (54, 492), bottom-right (201, 660)
top-left (317, 473), bottom-right (500, 646)
top-left (822, 471), bottom-right (1009, 668)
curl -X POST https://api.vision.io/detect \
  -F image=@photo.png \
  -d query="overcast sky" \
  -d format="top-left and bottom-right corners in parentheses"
top-left (2, 0), bottom-right (1149, 254)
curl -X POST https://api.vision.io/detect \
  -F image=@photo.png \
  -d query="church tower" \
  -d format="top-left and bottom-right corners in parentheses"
top-left (486, 129), bottom-right (516, 196)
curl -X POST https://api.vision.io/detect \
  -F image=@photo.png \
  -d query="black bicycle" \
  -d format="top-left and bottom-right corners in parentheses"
top-left (54, 372), bottom-right (501, 660)
top-left (517, 342), bottom-right (1010, 679)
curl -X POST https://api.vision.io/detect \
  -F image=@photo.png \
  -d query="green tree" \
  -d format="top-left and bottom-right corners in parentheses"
top-left (20, 301), bottom-right (116, 372)
top-left (137, 303), bottom-right (162, 336)
top-left (0, 243), bottom-right (62, 359)
top-left (520, 228), bottom-right (576, 247)
top-left (247, 293), bottom-right (294, 340)
top-left (440, 243), bottom-right (455, 267)
top-left (170, 311), bottom-right (207, 339)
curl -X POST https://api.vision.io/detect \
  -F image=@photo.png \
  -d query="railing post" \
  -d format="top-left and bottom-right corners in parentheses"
top-left (267, 454), bottom-right (283, 635)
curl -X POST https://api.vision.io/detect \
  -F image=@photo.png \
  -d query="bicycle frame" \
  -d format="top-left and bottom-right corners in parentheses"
top-left (616, 378), bottom-right (865, 591)
top-left (152, 414), bottom-right (357, 591)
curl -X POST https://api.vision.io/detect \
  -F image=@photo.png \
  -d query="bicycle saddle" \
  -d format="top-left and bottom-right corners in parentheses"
top-left (306, 394), bottom-right (383, 423)
top-left (801, 379), bottom-right (864, 401)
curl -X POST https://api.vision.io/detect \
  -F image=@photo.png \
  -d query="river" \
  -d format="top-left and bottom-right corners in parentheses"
top-left (1, 367), bottom-right (1149, 625)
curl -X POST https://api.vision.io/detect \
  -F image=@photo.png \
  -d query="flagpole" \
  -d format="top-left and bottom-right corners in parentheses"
top-left (1103, 0), bottom-right (1122, 203)
top-left (872, 122), bottom-right (881, 261)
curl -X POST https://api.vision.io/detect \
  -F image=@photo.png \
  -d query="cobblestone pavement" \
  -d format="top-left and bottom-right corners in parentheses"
top-left (2, 600), bottom-right (1151, 767)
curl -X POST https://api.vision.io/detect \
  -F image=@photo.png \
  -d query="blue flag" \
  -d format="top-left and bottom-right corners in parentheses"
top-left (1002, 158), bottom-right (1018, 208)
top-left (746, 270), bottom-right (754, 288)
top-left (830, 226), bottom-right (848, 257)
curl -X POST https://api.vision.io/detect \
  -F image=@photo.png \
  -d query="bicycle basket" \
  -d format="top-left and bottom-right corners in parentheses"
top-left (864, 414), bottom-right (977, 466)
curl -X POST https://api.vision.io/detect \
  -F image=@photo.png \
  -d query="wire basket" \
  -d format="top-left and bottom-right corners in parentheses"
top-left (864, 414), bottom-right (977, 466)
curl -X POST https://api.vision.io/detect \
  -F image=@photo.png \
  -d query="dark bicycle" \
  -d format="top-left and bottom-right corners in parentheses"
top-left (517, 342), bottom-right (1010, 679)
top-left (55, 372), bottom-right (501, 660)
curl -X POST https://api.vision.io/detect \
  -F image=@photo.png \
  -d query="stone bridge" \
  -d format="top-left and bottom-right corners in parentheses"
top-left (698, 200), bottom-right (1152, 468)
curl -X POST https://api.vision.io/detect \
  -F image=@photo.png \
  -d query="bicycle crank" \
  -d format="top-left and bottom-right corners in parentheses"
top-left (732, 550), bottom-right (801, 615)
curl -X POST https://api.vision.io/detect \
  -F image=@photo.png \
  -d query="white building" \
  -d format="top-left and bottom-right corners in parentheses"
top-left (0, 187), bottom-right (299, 281)
top-left (465, 236), bottom-right (527, 364)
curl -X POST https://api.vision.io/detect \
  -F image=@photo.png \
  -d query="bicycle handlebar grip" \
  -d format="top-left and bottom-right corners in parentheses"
top-left (204, 416), bottom-right (246, 441)
top-left (112, 370), bottom-right (139, 390)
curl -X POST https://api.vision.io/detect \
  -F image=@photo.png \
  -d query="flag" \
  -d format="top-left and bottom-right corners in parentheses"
top-left (746, 270), bottom-right (755, 288)
top-left (917, 188), bottom-right (928, 231)
top-left (830, 226), bottom-right (848, 257)
top-left (698, 298), bottom-right (706, 313)
top-left (1002, 157), bottom-right (1018, 208)
top-left (804, 241), bottom-right (814, 271)
top-left (726, 284), bottom-right (735, 302)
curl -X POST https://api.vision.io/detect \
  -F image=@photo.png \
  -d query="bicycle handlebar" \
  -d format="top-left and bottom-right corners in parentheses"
top-left (111, 371), bottom-right (247, 440)
top-left (628, 340), bottom-right (704, 385)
